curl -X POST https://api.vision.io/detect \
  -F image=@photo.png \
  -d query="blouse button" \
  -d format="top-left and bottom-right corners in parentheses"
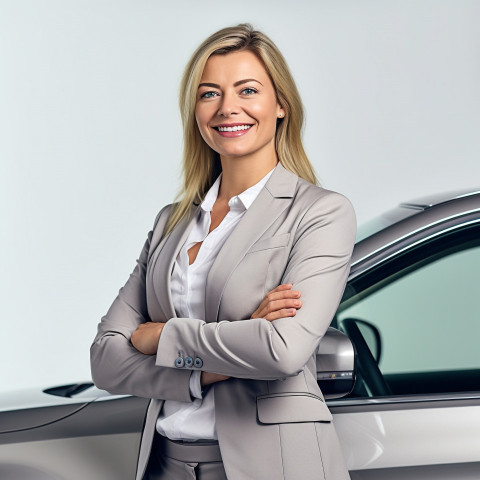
top-left (194, 357), bottom-right (203, 368)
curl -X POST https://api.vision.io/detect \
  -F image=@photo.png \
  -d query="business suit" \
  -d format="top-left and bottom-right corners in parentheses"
top-left (90, 161), bottom-right (356, 480)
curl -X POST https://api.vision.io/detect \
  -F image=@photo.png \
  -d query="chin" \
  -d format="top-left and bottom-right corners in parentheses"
top-left (221, 152), bottom-right (255, 161)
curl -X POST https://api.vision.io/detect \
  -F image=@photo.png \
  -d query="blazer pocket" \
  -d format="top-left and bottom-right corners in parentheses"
top-left (247, 232), bottom-right (291, 254)
top-left (256, 392), bottom-right (333, 424)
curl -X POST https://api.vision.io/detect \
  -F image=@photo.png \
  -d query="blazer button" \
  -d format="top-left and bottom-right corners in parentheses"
top-left (185, 356), bottom-right (193, 368)
top-left (194, 357), bottom-right (203, 368)
top-left (175, 357), bottom-right (185, 368)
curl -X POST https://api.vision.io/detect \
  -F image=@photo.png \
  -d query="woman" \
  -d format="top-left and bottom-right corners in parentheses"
top-left (91, 23), bottom-right (356, 480)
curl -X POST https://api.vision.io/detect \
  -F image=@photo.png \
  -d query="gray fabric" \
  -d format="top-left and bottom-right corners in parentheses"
top-left (256, 392), bottom-right (333, 423)
top-left (91, 162), bottom-right (356, 480)
top-left (156, 434), bottom-right (222, 463)
top-left (146, 433), bottom-right (227, 480)
top-left (147, 458), bottom-right (227, 480)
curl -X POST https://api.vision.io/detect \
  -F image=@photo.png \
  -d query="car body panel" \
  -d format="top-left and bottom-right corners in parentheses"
top-left (333, 402), bottom-right (480, 474)
top-left (0, 434), bottom-right (140, 480)
top-left (0, 396), bottom-right (148, 480)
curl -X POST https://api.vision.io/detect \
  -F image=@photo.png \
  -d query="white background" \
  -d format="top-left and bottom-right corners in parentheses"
top-left (1, 0), bottom-right (479, 394)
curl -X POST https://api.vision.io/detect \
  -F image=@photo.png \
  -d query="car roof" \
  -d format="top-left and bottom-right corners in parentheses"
top-left (399, 187), bottom-right (480, 209)
top-left (351, 187), bottom-right (480, 273)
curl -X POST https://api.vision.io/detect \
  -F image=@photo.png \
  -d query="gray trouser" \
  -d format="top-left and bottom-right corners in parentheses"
top-left (146, 432), bottom-right (228, 480)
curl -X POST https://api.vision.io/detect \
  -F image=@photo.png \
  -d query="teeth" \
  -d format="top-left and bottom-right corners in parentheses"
top-left (217, 125), bottom-right (252, 132)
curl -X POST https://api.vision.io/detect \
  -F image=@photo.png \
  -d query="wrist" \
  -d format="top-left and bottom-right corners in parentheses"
top-left (158, 322), bottom-right (165, 340)
top-left (200, 371), bottom-right (213, 388)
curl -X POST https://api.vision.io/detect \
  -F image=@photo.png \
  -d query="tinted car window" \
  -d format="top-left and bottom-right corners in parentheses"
top-left (337, 224), bottom-right (480, 397)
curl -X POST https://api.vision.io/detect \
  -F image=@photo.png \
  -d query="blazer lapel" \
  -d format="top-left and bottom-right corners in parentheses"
top-left (205, 162), bottom-right (297, 323)
top-left (150, 203), bottom-right (201, 320)
top-left (150, 161), bottom-right (298, 324)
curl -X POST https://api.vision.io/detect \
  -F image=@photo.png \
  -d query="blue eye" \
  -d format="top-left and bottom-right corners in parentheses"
top-left (241, 87), bottom-right (257, 95)
top-left (200, 91), bottom-right (218, 99)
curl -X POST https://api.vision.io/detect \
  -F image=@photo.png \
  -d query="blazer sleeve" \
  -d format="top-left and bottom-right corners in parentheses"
top-left (90, 205), bottom-right (193, 402)
top-left (155, 191), bottom-right (357, 380)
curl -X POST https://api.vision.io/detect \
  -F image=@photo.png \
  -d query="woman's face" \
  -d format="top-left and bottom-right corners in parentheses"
top-left (195, 50), bottom-right (284, 163)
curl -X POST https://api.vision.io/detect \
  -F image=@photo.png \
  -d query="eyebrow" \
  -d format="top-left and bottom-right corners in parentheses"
top-left (198, 78), bottom-right (263, 89)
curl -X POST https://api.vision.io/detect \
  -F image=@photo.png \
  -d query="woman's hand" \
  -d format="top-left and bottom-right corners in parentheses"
top-left (250, 283), bottom-right (302, 322)
top-left (200, 371), bottom-right (231, 387)
top-left (131, 322), bottom-right (165, 355)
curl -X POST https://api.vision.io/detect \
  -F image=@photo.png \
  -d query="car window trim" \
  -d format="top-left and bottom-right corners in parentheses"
top-left (351, 212), bottom-right (480, 278)
top-left (327, 392), bottom-right (480, 413)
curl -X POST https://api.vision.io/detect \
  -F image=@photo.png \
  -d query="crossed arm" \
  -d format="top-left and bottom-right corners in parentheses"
top-left (130, 283), bottom-right (303, 387)
top-left (90, 192), bottom-right (356, 398)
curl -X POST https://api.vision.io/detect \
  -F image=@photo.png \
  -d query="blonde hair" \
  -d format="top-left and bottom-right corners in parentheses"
top-left (164, 23), bottom-right (319, 237)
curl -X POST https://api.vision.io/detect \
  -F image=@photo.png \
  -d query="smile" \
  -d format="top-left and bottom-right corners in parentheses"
top-left (216, 125), bottom-right (252, 132)
top-left (212, 124), bottom-right (253, 138)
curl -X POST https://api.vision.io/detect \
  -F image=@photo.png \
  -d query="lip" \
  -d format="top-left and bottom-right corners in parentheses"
top-left (212, 123), bottom-right (254, 128)
top-left (211, 123), bottom-right (254, 138)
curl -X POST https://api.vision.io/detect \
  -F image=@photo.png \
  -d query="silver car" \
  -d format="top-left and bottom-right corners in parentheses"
top-left (1, 187), bottom-right (479, 479)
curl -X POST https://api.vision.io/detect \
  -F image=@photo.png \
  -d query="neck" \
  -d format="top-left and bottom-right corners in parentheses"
top-left (217, 149), bottom-right (278, 202)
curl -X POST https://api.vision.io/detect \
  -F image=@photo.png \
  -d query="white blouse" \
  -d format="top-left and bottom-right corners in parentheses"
top-left (155, 165), bottom-right (275, 441)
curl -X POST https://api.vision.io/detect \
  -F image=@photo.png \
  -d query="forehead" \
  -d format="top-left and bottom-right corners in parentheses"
top-left (200, 50), bottom-right (271, 84)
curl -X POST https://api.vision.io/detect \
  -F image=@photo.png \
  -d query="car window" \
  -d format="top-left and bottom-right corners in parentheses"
top-left (337, 225), bottom-right (480, 398)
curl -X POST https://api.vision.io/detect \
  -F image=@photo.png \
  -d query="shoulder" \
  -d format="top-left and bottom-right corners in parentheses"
top-left (152, 203), bottom-right (175, 229)
top-left (291, 179), bottom-right (357, 250)
top-left (144, 203), bottom-right (178, 263)
top-left (152, 200), bottom-right (193, 229)
top-left (289, 181), bottom-right (357, 252)
top-left (294, 177), bottom-right (356, 220)
top-left (148, 202), bottom-right (176, 247)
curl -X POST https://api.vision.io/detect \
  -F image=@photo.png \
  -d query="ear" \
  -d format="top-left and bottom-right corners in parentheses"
top-left (277, 104), bottom-right (285, 118)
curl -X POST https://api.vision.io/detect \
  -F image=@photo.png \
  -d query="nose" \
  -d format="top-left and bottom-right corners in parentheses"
top-left (218, 90), bottom-right (239, 117)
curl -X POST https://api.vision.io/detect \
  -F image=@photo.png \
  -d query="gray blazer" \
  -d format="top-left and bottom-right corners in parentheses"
top-left (90, 161), bottom-right (356, 480)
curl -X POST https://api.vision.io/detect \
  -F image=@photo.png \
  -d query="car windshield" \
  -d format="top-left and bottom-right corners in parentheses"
top-left (356, 206), bottom-right (421, 242)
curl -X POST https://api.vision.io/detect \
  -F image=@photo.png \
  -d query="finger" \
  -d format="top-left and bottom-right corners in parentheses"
top-left (264, 308), bottom-right (297, 322)
top-left (265, 289), bottom-right (301, 307)
top-left (265, 283), bottom-right (293, 296)
top-left (255, 284), bottom-right (291, 312)
top-left (255, 295), bottom-right (302, 319)
top-left (255, 284), bottom-right (297, 313)
top-left (272, 297), bottom-right (302, 311)
top-left (261, 297), bottom-right (302, 317)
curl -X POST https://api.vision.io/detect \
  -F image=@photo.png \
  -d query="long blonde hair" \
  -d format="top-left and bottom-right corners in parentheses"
top-left (164, 23), bottom-right (318, 237)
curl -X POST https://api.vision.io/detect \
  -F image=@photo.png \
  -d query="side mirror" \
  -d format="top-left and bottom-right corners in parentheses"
top-left (339, 317), bottom-right (392, 396)
top-left (316, 327), bottom-right (355, 399)
top-left (341, 318), bottom-right (382, 364)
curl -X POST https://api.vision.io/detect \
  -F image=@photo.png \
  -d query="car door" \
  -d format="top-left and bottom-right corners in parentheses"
top-left (0, 384), bottom-right (149, 480)
top-left (328, 220), bottom-right (480, 479)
